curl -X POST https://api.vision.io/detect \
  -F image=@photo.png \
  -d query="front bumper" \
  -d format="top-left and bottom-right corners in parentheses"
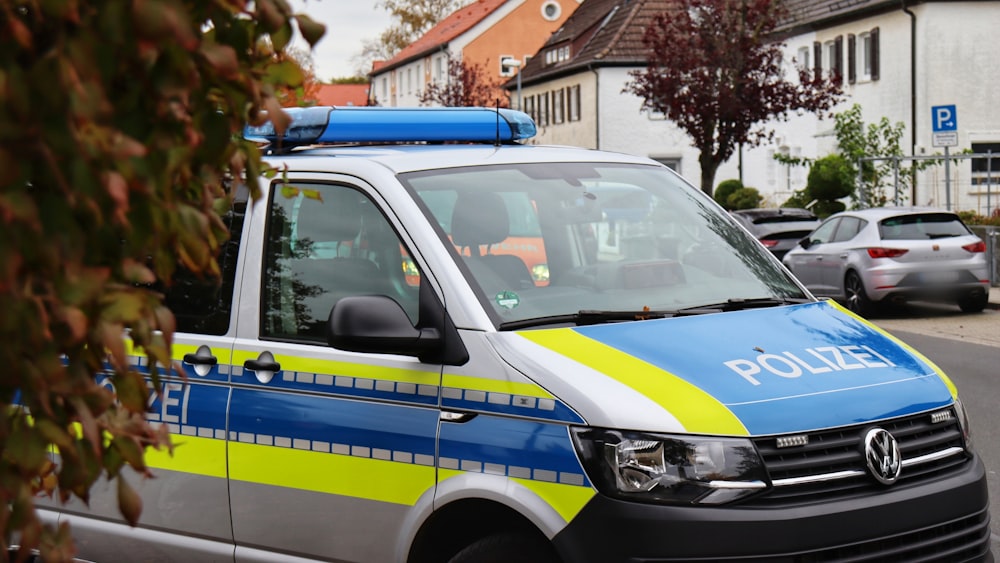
top-left (552, 453), bottom-right (990, 562)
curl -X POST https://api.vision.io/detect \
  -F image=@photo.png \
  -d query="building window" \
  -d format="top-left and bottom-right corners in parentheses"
top-left (567, 85), bottom-right (580, 122)
top-left (553, 88), bottom-right (565, 124)
top-left (381, 78), bottom-right (388, 101)
top-left (406, 68), bottom-right (412, 94)
top-left (859, 28), bottom-right (879, 81)
top-left (435, 56), bottom-right (445, 82)
top-left (796, 46), bottom-right (810, 71)
top-left (541, 0), bottom-right (561, 21)
top-left (971, 143), bottom-right (1000, 189)
top-left (652, 157), bottom-right (681, 173)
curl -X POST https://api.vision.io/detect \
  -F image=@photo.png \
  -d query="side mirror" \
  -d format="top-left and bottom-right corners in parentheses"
top-left (328, 295), bottom-right (440, 358)
top-left (798, 236), bottom-right (813, 249)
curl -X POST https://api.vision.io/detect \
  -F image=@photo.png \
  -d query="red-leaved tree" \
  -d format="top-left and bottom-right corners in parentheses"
top-left (419, 57), bottom-right (508, 108)
top-left (626, 0), bottom-right (841, 196)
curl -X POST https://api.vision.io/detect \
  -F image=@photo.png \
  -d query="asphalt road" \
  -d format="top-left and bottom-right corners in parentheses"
top-left (872, 304), bottom-right (1000, 559)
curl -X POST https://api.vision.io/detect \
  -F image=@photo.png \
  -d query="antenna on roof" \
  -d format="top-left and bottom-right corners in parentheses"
top-left (494, 98), bottom-right (501, 147)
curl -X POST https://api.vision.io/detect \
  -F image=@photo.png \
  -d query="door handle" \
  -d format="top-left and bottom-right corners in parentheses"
top-left (183, 353), bottom-right (218, 366)
top-left (243, 351), bottom-right (281, 384)
top-left (183, 345), bottom-right (218, 377)
top-left (244, 358), bottom-right (281, 372)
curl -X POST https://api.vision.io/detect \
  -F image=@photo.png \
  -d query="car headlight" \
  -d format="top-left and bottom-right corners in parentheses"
top-left (572, 428), bottom-right (768, 505)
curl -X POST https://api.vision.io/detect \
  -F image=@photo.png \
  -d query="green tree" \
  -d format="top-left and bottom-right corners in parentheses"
top-left (0, 1), bottom-right (323, 559)
top-left (786, 154), bottom-right (852, 217)
top-left (714, 179), bottom-right (743, 209)
top-left (832, 104), bottom-right (912, 208)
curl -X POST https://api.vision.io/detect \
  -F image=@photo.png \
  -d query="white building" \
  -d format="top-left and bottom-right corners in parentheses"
top-left (510, 0), bottom-right (1000, 214)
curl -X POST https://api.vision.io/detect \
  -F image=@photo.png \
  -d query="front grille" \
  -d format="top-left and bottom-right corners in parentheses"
top-left (746, 408), bottom-right (969, 507)
top-left (796, 509), bottom-right (991, 562)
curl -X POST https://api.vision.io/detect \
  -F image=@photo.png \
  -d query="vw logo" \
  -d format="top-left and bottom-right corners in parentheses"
top-left (864, 428), bottom-right (902, 485)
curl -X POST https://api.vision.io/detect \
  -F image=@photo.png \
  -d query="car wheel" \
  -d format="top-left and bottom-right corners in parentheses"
top-left (957, 290), bottom-right (988, 313)
top-left (844, 271), bottom-right (875, 317)
top-left (449, 532), bottom-right (559, 563)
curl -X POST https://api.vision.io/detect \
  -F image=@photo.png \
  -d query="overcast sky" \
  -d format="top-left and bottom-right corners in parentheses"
top-left (288, 0), bottom-right (394, 79)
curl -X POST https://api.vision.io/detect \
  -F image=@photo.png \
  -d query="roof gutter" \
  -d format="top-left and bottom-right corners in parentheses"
top-left (901, 0), bottom-right (917, 202)
top-left (589, 63), bottom-right (600, 150)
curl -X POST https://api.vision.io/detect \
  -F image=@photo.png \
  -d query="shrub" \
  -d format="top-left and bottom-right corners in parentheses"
top-left (728, 187), bottom-right (764, 210)
top-left (714, 179), bottom-right (744, 209)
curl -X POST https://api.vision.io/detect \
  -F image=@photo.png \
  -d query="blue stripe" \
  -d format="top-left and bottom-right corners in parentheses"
top-left (573, 301), bottom-right (953, 434)
top-left (229, 389), bottom-right (437, 456)
top-left (441, 395), bottom-right (584, 424)
top-left (439, 415), bottom-right (589, 485)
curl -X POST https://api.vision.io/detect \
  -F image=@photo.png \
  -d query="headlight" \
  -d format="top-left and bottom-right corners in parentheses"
top-left (572, 428), bottom-right (768, 505)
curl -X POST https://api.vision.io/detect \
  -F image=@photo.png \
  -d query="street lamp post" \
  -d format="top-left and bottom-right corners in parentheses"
top-left (503, 58), bottom-right (522, 110)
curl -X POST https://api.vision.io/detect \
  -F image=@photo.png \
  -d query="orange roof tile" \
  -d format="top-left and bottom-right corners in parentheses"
top-left (381, 0), bottom-right (508, 70)
top-left (313, 84), bottom-right (370, 107)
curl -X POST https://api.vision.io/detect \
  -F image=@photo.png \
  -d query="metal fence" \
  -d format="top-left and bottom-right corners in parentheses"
top-left (969, 226), bottom-right (1000, 287)
top-left (858, 152), bottom-right (1000, 215)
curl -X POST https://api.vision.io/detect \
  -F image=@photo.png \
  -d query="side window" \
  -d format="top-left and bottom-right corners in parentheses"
top-left (163, 186), bottom-right (246, 335)
top-left (832, 217), bottom-right (865, 242)
top-left (261, 183), bottom-right (419, 343)
top-left (808, 218), bottom-right (840, 245)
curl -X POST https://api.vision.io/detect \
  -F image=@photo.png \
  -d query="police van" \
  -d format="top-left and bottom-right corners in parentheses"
top-left (42, 107), bottom-right (990, 562)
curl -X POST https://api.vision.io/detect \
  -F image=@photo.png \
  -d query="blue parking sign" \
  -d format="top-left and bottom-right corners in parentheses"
top-left (931, 105), bottom-right (957, 132)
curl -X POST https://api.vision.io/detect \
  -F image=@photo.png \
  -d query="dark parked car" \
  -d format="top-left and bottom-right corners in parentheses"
top-left (730, 207), bottom-right (821, 260)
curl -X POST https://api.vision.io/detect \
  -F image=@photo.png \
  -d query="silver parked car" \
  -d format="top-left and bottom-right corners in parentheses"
top-left (782, 207), bottom-right (990, 316)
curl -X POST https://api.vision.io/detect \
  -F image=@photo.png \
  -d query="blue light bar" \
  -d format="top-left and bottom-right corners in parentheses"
top-left (244, 106), bottom-right (537, 149)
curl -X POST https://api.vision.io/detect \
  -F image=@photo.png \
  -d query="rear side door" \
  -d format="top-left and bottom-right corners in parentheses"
top-left (54, 191), bottom-right (245, 561)
top-left (228, 176), bottom-right (442, 562)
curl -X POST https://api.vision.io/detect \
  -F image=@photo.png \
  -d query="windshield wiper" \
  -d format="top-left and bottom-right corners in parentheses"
top-left (672, 297), bottom-right (812, 315)
top-left (499, 309), bottom-right (676, 330)
top-left (498, 297), bottom-right (812, 330)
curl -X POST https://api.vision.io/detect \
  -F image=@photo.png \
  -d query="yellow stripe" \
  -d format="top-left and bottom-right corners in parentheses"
top-left (228, 442), bottom-right (434, 505)
top-left (519, 330), bottom-right (748, 435)
top-left (441, 373), bottom-right (555, 399)
top-left (827, 300), bottom-right (959, 398)
top-left (232, 349), bottom-right (440, 386)
top-left (146, 435), bottom-right (227, 479)
top-left (440, 469), bottom-right (595, 523)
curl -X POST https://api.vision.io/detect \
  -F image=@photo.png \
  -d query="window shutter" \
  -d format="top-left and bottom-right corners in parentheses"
top-left (834, 35), bottom-right (844, 84)
top-left (870, 27), bottom-right (880, 80)
top-left (813, 41), bottom-right (822, 77)
top-left (848, 34), bottom-right (856, 84)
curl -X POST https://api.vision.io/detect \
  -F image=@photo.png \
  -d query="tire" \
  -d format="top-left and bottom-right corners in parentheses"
top-left (844, 271), bottom-right (875, 317)
top-left (957, 290), bottom-right (988, 313)
top-left (449, 532), bottom-right (559, 563)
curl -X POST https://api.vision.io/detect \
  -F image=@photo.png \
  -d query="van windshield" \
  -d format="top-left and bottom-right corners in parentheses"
top-left (401, 163), bottom-right (806, 328)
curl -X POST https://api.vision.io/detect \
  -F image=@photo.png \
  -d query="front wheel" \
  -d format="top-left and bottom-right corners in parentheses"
top-left (844, 271), bottom-right (875, 317)
top-left (449, 532), bottom-right (559, 563)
